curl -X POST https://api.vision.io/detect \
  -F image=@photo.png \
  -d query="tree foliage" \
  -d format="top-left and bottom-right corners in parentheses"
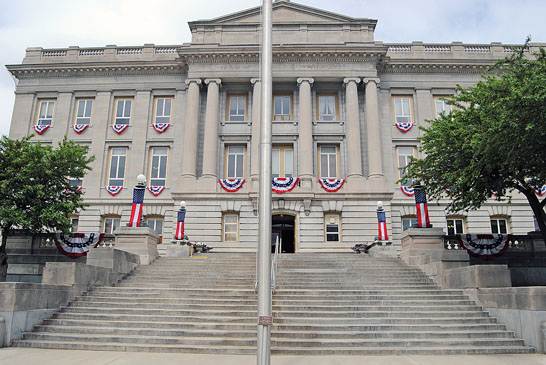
top-left (0, 135), bottom-right (93, 280)
top-left (403, 42), bottom-right (546, 240)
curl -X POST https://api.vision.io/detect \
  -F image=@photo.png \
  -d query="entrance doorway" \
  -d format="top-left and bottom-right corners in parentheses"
top-left (272, 214), bottom-right (295, 253)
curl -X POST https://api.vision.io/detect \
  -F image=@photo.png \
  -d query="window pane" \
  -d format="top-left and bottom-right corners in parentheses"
top-left (236, 155), bottom-right (244, 177)
top-left (159, 156), bottom-right (167, 178)
top-left (272, 150), bottom-right (280, 177)
top-left (104, 219), bottom-right (112, 234)
top-left (117, 156), bottom-right (126, 178)
top-left (328, 155), bottom-right (336, 177)
top-left (274, 97), bottom-right (282, 115)
top-left (455, 220), bottom-right (464, 234)
top-left (284, 149), bottom-right (293, 177)
top-left (116, 100), bottom-right (124, 118)
top-left (321, 146), bottom-right (335, 154)
top-left (156, 99), bottom-right (164, 115)
top-left (164, 99), bottom-right (171, 116)
top-left (499, 220), bottom-right (507, 234)
top-left (225, 215), bottom-right (238, 224)
top-left (320, 154), bottom-right (328, 178)
top-left (110, 157), bottom-right (118, 180)
top-left (123, 100), bottom-right (131, 117)
top-left (491, 220), bottom-right (498, 234)
top-left (228, 155), bottom-right (235, 177)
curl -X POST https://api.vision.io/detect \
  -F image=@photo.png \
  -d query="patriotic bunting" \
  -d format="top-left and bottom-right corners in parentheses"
top-left (395, 121), bottom-right (413, 133)
top-left (129, 187), bottom-right (145, 227)
top-left (272, 177), bottom-right (299, 194)
top-left (174, 209), bottom-right (186, 240)
top-left (414, 186), bottom-right (431, 228)
top-left (219, 179), bottom-right (245, 192)
top-left (112, 124), bottom-right (129, 134)
top-left (319, 178), bottom-right (345, 192)
top-left (377, 210), bottom-right (388, 241)
top-left (147, 186), bottom-right (165, 196)
top-left (152, 123), bottom-right (170, 133)
top-left (532, 185), bottom-right (546, 197)
top-left (456, 233), bottom-right (511, 259)
top-left (72, 124), bottom-right (89, 134)
top-left (105, 186), bottom-right (123, 196)
top-left (66, 186), bottom-right (83, 194)
top-left (55, 232), bottom-right (104, 258)
top-left (400, 186), bottom-right (415, 196)
top-left (33, 125), bottom-right (50, 135)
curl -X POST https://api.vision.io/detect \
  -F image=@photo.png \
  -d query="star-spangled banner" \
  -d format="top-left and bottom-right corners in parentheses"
top-left (395, 121), bottom-right (413, 133)
top-left (175, 209), bottom-right (186, 240)
top-left (147, 186), bottom-right (165, 196)
top-left (55, 232), bottom-right (105, 258)
top-left (112, 124), bottom-right (129, 134)
top-left (532, 185), bottom-right (546, 197)
top-left (33, 125), bottom-right (50, 135)
top-left (73, 124), bottom-right (89, 134)
top-left (105, 186), bottom-right (123, 196)
top-left (152, 123), bottom-right (170, 133)
top-left (129, 187), bottom-right (145, 227)
top-left (319, 178), bottom-right (345, 192)
top-left (414, 187), bottom-right (431, 228)
top-left (400, 186), bottom-right (415, 196)
top-left (219, 179), bottom-right (245, 192)
top-left (272, 177), bottom-right (299, 194)
top-left (377, 210), bottom-right (388, 241)
top-left (456, 233), bottom-right (511, 260)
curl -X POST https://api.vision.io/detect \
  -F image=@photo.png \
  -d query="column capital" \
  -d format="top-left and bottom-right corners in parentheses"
top-left (185, 78), bottom-right (202, 86)
top-left (250, 78), bottom-right (261, 85)
top-left (343, 77), bottom-right (361, 85)
top-left (363, 77), bottom-right (380, 85)
top-left (204, 78), bottom-right (221, 86)
top-left (297, 77), bottom-right (314, 85)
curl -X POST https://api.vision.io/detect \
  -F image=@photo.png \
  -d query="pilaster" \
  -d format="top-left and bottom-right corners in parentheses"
top-left (250, 78), bottom-right (261, 191)
top-left (179, 79), bottom-right (202, 192)
top-left (297, 77), bottom-right (314, 189)
top-left (200, 78), bottom-right (222, 191)
top-left (363, 77), bottom-right (385, 191)
top-left (343, 77), bottom-right (365, 191)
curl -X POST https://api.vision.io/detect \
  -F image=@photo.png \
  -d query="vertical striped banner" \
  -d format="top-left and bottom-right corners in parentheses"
top-left (414, 186), bottom-right (431, 228)
top-left (377, 210), bottom-right (388, 240)
top-left (175, 209), bottom-right (186, 240)
top-left (129, 187), bottom-right (145, 227)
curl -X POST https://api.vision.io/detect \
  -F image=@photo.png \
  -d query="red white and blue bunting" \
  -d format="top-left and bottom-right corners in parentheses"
top-left (175, 209), bottom-right (186, 240)
top-left (55, 232), bottom-right (104, 258)
top-left (532, 185), bottom-right (546, 197)
top-left (66, 186), bottom-right (83, 194)
top-left (105, 186), bottom-right (123, 196)
top-left (147, 186), bottom-right (165, 196)
top-left (152, 123), bottom-right (170, 133)
top-left (219, 179), bottom-right (245, 192)
top-left (272, 177), bottom-right (299, 194)
top-left (400, 186), bottom-right (415, 196)
top-left (72, 124), bottom-right (89, 134)
top-left (456, 233), bottom-right (511, 259)
top-left (129, 187), bottom-right (145, 227)
top-left (377, 210), bottom-right (388, 241)
top-left (112, 124), bottom-right (129, 134)
top-left (33, 125), bottom-right (50, 135)
top-left (319, 178), bottom-right (345, 192)
top-left (395, 121), bottom-right (413, 133)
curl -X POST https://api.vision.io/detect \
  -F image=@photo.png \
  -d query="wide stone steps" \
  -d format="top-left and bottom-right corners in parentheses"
top-left (13, 253), bottom-right (535, 355)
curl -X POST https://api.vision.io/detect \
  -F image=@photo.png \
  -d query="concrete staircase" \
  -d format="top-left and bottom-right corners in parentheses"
top-left (13, 252), bottom-right (535, 354)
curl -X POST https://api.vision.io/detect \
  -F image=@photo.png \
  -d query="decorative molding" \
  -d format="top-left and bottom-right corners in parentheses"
top-left (204, 78), bottom-right (222, 86)
top-left (343, 77), bottom-right (361, 85)
top-left (250, 78), bottom-right (261, 85)
top-left (185, 78), bottom-right (202, 86)
top-left (382, 63), bottom-right (491, 74)
top-left (297, 77), bottom-right (314, 85)
top-left (363, 77), bottom-right (380, 84)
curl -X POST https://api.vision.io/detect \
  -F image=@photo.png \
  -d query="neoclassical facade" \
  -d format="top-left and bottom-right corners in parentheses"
top-left (6, 0), bottom-right (539, 252)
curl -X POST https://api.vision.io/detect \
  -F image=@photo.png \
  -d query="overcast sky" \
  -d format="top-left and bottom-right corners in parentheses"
top-left (1, 0), bottom-right (545, 137)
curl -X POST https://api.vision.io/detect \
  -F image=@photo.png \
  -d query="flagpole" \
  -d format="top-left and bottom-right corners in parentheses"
top-left (257, 0), bottom-right (273, 363)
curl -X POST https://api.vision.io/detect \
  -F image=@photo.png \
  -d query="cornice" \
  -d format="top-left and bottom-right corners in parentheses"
top-left (7, 61), bottom-right (186, 80)
top-left (382, 61), bottom-right (493, 74)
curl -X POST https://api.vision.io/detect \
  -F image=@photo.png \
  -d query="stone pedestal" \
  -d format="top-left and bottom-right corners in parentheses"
top-left (114, 227), bottom-right (159, 265)
top-left (400, 227), bottom-right (446, 264)
top-left (166, 243), bottom-right (192, 257)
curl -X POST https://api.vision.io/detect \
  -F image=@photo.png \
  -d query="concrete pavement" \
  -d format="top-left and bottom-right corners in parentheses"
top-left (0, 348), bottom-right (545, 365)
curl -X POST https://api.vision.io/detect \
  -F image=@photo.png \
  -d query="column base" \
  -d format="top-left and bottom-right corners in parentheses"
top-left (346, 175), bottom-right (366, 192)
top-left (197, 175), bottom-right (218, 193)
top-left (366, 175), bottom-right (388, 193)
top-left (177, 175), bottom-right (198, 193)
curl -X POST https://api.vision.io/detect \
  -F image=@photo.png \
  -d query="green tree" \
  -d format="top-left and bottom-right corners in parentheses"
top-left (0, 136), bottom-right (93, 281)
top-left (403, 43), bottom-right (546, 244)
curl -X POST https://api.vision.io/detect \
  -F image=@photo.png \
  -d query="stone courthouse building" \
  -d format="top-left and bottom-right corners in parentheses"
top-left (6, 0), bottom-right (539, 252)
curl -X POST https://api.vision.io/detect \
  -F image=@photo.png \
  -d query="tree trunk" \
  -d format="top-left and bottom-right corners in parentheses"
top-left (521, 189), bottom-right (546, 246)
top-left (0, 229), bottom-right (8, 282)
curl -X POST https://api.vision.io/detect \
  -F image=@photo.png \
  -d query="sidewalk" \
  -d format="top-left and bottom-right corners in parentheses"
top-left (0, 348), bottom-right (545, 365)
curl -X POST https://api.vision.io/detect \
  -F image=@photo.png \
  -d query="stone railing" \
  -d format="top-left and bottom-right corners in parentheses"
top-left (444, 234), bottom-right (534, 252)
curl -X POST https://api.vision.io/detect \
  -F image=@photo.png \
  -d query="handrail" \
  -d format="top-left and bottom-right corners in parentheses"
top-left (271, 236), bottom-right (280, 293)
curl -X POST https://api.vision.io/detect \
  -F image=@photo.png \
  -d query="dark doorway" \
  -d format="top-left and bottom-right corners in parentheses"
top-left (272, 214), bottom-right (295, 253)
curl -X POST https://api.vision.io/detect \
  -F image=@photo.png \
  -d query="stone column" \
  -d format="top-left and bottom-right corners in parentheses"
top-left (250, 78), bottom-right (261, 190)
top-left (297, 77), bottom-right (314, 189)
top-left (179, 79), bottom-right (202, 190)
top-left (344, 78), bottom-right (363, 181)
top-left (364, 77), bottom-right (384, 181)
top-left (201, 79), bottom-right (221, 189)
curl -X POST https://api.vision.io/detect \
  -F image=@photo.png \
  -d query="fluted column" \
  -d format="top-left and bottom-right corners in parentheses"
top-left (181, 79), bottom-right (202, 178)
top-left (364, 77), bottom-right (384, 179)
top-left (201, 79), bottom-right (221, 180)
top-left (250, 78), bottom-right (261, 188)
top-left (297, 78), bottom-right (314, 188)
top-left (344, 78), bottom-right (363, 180)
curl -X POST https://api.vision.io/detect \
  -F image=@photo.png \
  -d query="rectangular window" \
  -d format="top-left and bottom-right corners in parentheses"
top-left (149, 147), bottom-right (168, 186)
top-left (75, 99), bottom-right (93, 125)
top-left (402, 217), bottom-right (418, 231)
top-left (319, 145), bottom-right (338, 178)
top-left (108, 147), bottom-right (127, 186)
top-left (446, 218), bottom-right (465, 235)
top-left (103, 216), bottom-right (121, 234)
top-left (226, 146), bottom-right (245, 179)
top-left (223, 213), bottom-right (239, 242)
top-left (70, 217), bottom-right (79, 233)
top-left (273, 95), bottom-right (292, 121)
top-left (393, 96), bottom-right (413, 125)
top-left (146, 217), bottom-right (164, 238)
top-left (434, 96), bottom-right (452, 118)
top-left (37, 100), bottom-right (55, 126)
top-left (317, 94), bottom-right (338, 121)
top-left (325, 213), bottom-right (341, 242)
top-left (154, 97), bottom-right (172, 124)
top-left (272, 146), bottom-right (293, 178)
top-left (397, 146), bottom-right (416, 187)
top-left (68, 177), bottom-right (83, 188)
top-left (114, 98), bottom-right (132, 125)
top-left (491, 218), bottom-right (508, 234)
top-left (227, 95), bottom-right (247, 121)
